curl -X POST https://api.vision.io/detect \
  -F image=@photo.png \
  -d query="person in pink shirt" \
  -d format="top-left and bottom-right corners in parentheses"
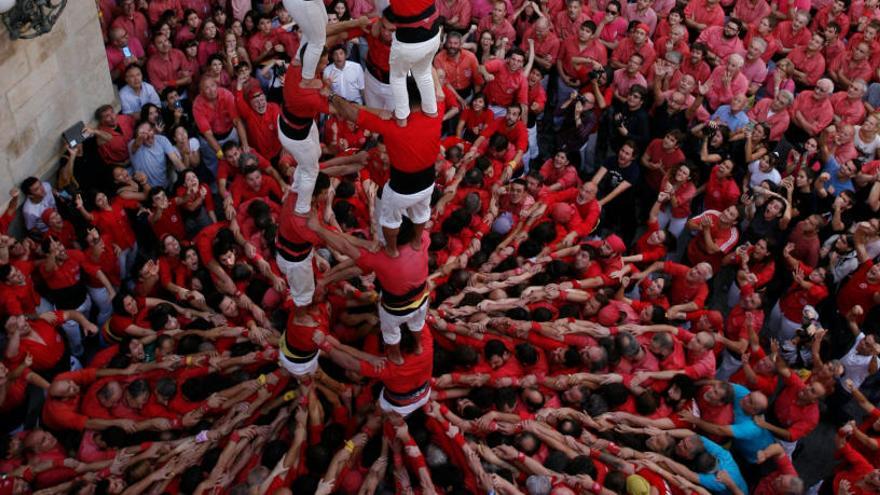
top-left (610, 23), bottom-right (655, 74)
top-left (773, 11), bottom-right (812, 55)
top-left (822, 23), bottom-right (847, 68)
top-left (652, 0), bottom-right (676, 16)
top-left (788, 32), bottom-right (827, 86)
top-left (813, 0), bottom-right (852, 38)
top-left (684, 0), bottom-right (725, 31)
top-left (696, 18), bottom-right (746, 65)
top-left (471, 0), bottom-right (512, 20)
top-left (748, 91), bottom-right (794, 142)
top-left (437, 0), bottom-right (472, 31)
top-left (704, 54), bottom-right (749, 110)
top-left (770, 0), bottom-right (811, 21)
top-left (612, 54), bottom-right (649, 100)
top-left (830, 80), bottom-right (869, 126)
top-left (554, 0), bottom-right (593, 41)
top-left (733, 0), bottom-right (772, 25)
top-left (829, 42), bottom-right (873, 90)
top-left (680, 42), bottom-right (712, 83)
top-left (697, 19), bottom-right (746, 65)
top-left (625, 0), bottom-right (658, 36)
top-left (786, 79), bottom-right (835, 143)
top-left (741, 38), bottom-right (769, 96)
top-left (477, 2), bottom-right (517, 48)
top-left (655, 24), bottom-right (691, 60)
top-left (592, 1), bottom-right (629, 51)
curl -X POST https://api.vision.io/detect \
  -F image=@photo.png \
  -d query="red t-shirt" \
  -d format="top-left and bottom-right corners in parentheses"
top-left (663, 261), bottom-right (709, 307)
top-left (91, 197), bottom-right (138, 249)
top-left (356, 102), bottom-right (443, 175)
top-left (42, 368), bottom-right (98, 431)
top-left (193, 88), bottom-right (240, 135)
top-left (356, 231), bottom-right (430, 299)
top-left (97, 114), bottom-right (136, 165)
top-left (773, 373), bottom-right (820, 441)
top-left (483, 59), bottom-right (528, 107)
top-left (282, 66), bottom-right (330, 120)
top-left (360, 327), bottom-right (434, 394)
top-left (837, 260), bottom-right (880, 323)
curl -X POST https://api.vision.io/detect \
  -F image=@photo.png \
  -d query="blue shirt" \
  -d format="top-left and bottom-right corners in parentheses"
top-left (696, 436), bottom-right (749, 495)
top-left (129, 135), bottom-right (177, 188)
top-left (730, 384), bottom-right (775, 463)
top-left (119, 82), bottom-right (161, 115)
top-left (822, 157), bottom-right (855, 196)
top-left (710, 106), bottom-right (750, 133)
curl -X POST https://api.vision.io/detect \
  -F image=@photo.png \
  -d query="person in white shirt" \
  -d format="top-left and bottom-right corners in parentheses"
top-left (119, 64), bottom-right (161, 117)
top-left (323, 45), bottom-right (365, 104)
top-left (20, 177), bottom-right (56, 234)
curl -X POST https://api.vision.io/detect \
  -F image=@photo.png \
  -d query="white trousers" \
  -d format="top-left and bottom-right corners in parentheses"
top-left (379, 183), bottom-right (434, 229)
top-left (276, 250), bottom-right (315, 307)
top-left (378, 386), bottom-right (431, 416)
top-left (278, 119), bottom-right (321, 214)
top-left (282, 0), bottom-right (328, 79)
top-left (279, 349), bottom-right (320, 376)
top-left (365, 71), bottom-right (394, 111)
top-left (378, 298), bottom-right (428, 345)
top-left (389, 30), bottom-right (441, 120)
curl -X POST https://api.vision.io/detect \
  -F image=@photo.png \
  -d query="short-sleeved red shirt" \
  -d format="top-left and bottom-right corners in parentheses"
top-left (42, 368), bottom-right (98, 431)
top-left (773, 373), bottom-right (820, 440)
top-left (282, 66), bottom-right (330, 120)
top-left (193, 87), bottom-right (240, 135)
top-left (97, 114), bottom-right (136, 165)
top-left (483, 59), bottom-right (528, 107)
top-left (356, 231), bottom-right (429, 298)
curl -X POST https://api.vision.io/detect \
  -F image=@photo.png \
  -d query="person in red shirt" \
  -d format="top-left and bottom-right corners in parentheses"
top-left (193, 77), bottom-right (249, 173)
top-left (685, 206), bottom-right (741, 273)
top-left (146, 188), bottom-right (187, 241)
top-left (480, 48), bottom-right (529, 119)
top-left (384, 0), bottom-right (443, 123)
top-left (230, 166), bottom-right (283, 208)
top-left (146, 33), bottom-right (193, 94)
top-left (278, 299), bottom-right (330, 377)
top-left (92, 105), bottom-right (136, 167)
top-left (331, 75), bottom-right (443, 256)
top-left (76, 190), bottom-right (138, 279)
top-left (320, 324), bottom-right (433, 417)
top-left (634, 260), bottom-right (713, 319)
top-left (316, 216), bottom-right (429, 365)
top-left (3, 311), bottom-right (94, 376)
top-left (757, 354), bottom-right (825, 456)
top-left (684, 0), bottom-right (724, 31)
top-left (0, 263), bottom-right (41, 318)
top-left (836, 225), bottom-right (880, 315)
top-left (280, 58), bottom-right (332, 216)
top-left (274, 175), bottom-right (328, 307)
top-left (751, 444), bottom-right (804, 495)
top-left (234, 82), bottom-right (282, 161)
top-left (465, 105), bottom-right (529, 169)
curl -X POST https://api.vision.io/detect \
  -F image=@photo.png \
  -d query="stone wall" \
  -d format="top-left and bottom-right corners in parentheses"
top-left (0, 0), bottom-right (115, 204)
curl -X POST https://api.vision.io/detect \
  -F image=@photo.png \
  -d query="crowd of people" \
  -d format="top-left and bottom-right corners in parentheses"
top-left (3, 0), bottom-right (880, 493)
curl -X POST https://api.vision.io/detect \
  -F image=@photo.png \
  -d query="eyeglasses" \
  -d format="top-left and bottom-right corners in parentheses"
top-left (606, 9), bottom-right (618, 14)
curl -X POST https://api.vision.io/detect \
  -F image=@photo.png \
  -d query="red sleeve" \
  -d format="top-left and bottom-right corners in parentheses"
top-left (692, 284), bottom-right (709, 307)
top-left (515, 73), bottom-right (528, 105)
top-left (355, 109), bottom-right (390, 134)
top-left (192, 101), bottom-right (212, 135)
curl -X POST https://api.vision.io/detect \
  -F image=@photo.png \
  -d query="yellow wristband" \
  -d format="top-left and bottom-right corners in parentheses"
top-left (344, 440), bottom-right (355, 453)
top-left (507, 160), bottom-right (517, 169)
top-left (185, 356), bottom-right (193, 366)
top-left (216, 150), bottom-right (224, 159)
top-left (283, 390), bottom-right (298, 402)
top-left (258, 374), bottom-right (267, 386)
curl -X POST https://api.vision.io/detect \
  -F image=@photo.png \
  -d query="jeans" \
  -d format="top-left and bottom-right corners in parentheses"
top-left (59, 296), bottom-right (93, 358)
top-left (88, 287), bottom-right (113, 327)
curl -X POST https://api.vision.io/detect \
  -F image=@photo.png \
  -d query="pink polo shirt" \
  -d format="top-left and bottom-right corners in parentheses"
top-left (697, 26), bottom-right (746, 60)
top-left (705, 66), bottom-right (749, 109)
top-left (773, 21), bottom-right (812, 50)
top-left (741, 57), bottom-right (768, 88)
top-left (732, 0), bottom-right (771, 25)
top-left (788, 47), bottom-right (826, 86)
top-left (684, 0), bottom-right (724, 28)
top-left (748, 98), bottom-right (791, 141)
top-left (790, 91), bottom-right (834, 136)
top-left (830, 92), bottom-right (868, 127)
top-left (612, 69), bottom-right (648, 97)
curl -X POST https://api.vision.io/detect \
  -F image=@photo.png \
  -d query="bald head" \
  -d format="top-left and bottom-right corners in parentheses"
top-left (816, 78), bottom-right (834, 94)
